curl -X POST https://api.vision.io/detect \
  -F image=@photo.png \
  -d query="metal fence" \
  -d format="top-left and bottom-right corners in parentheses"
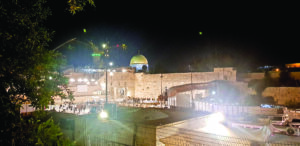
top-left (194, 101), bottom-right (280, 116)
top-left (157, 126), bottom-right (300, 146)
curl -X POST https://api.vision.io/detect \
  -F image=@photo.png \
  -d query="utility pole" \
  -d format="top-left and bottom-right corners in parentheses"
top-left (160, 73), bottom-right (163, 96)
top-left (105, 66), bottom-right (108, 103)
top-left (189, 65), bottom-right (194, 108)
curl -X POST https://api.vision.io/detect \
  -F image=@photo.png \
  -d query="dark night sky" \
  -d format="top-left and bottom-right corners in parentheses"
top-left (47, 1), bottom-right (300, 72)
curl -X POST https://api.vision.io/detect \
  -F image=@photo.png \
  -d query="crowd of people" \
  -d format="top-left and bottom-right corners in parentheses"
top-left (48, 101), bottom-right (104, 115)
top-left (47, 97), bottom-right (170, 115)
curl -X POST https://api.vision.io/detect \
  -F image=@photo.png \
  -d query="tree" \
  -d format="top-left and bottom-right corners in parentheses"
top-left (0, 0), bottom-right (76, 145)
top-left (68, 0), bottom-right (95, 15)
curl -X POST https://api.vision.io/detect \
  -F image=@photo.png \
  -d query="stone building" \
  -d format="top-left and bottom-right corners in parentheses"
top-left (61, 54), bottom-right (240, 104)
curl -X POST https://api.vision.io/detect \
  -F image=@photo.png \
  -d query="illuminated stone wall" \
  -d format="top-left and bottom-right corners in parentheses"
top-left (98, 72), bottom-right (136, 98)
top-left (262, 87), bottom-right (300, 105)
top-left (63, 67), bottom-right (237, 102)
top-left (133, 67), bottom-right (237, 99)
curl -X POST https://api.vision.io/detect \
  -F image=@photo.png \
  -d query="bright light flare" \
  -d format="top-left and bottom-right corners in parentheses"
top-left (122, 69), bottom-right (127, 73)
top-left (99, 110), bottom-right (108, 119)
top-left (212, 91), bottom-right (216, 95)
top-left (109, 72), bottom-right (114, 76)
top-left (209, 112), bottom-right (225, 123)
top-left (200, 112), bottom-right (230, 136)
top-left (109, 62), bottom-right (113, 66)
top-left (102, 44), bottom-right (106, 48)
top-left (70, 78), bottom-right (75, 82)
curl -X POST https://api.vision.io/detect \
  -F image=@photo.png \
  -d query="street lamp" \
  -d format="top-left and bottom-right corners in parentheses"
top-left (99, 110), bottom-right (108, 119)
top-left (102, 44), bottom-right (106, 49)
top-left (105, 60), bottom-right (113, 103)
top-left (160, 74), bottom-right (163, 96)
top-left (188, 65), bottom-right (194, 108)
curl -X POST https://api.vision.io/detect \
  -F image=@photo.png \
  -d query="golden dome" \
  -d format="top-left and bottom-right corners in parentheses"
top-left (130, 55), bottom-right (148, 65)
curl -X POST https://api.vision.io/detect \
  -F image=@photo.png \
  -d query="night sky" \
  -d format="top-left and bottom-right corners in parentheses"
top-left (47, 1), bottom-right (300, 72)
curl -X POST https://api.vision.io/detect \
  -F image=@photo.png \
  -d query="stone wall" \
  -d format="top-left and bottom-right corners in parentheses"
top-left (239, 72), bottom-right (300, 82)
top-left (134, 67), bottom-right (237, 99)
top-left (238, 73), bottom-right (264, 82)
top-left (262, 87), bottom-right (300, 105)
top-left (64, 67), bottom-right (237, 102)
top-left (98, 72), bottom-right (136, 97)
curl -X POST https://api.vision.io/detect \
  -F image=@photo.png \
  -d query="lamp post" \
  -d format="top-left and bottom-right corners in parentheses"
top-left (160, 74), bottom-right (163, 107)
top-left (189, 65), bottom-right (194, 108)
top-left (103, 43), bottom-right (108, 103)
top-left (105, 61), bottom-right (113, 103)
top-left (160, 74), bottom-right (163, 96)
top-left (105, 66), bottom-right (108, 103)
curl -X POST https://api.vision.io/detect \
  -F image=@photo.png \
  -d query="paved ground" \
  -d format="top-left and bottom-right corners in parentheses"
top-left (169, 114), bottom-right (300, 144)
top-left (47, 105), bottom-right (300, 144)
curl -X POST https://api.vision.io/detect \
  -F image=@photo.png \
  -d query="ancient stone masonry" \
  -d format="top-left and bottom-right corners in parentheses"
top-left (133, 68), bottom-right (236, 98)
top-left (63, 67), bottom-right (238, 102)
top-left (262, 87), bottom-right (300, 105)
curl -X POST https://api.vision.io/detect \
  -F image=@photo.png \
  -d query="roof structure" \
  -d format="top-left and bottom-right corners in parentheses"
top-left (130, 55), bottom-right (148, 65)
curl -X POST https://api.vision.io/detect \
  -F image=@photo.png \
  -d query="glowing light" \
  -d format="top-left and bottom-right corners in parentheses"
top-left (109, 62), bottom-right (113, 66)
top-left (212, 91), bottom-right (216, 95)
top-left (275, 68), bottom-right (280, 72)
top-left (49, 76), bottom-right (52, 80)
top-left (109, 72), bottom-right (114, 76)
top-left (209, 112), bottom-right (225, 123)
top-left (83, 28), bottom-right (87, 33)
top-left (127, 91), bottom-right (131, 96)
top-left (86, 82), bottom-right (90, 85)
top-left (122, 44), bottom-right (127, 50)
top-left (101, 83), bottom-right (105, 89)
top-left (199, 32), bottom-right (203, 35)
top-left (91, 79), bottom-right (95, 82)
top-left (285, 63), bottom-right (300, 68)
top-left (78, 78), bottom-right (82, 82)
top-left (83, 78), bottom-right (88, 82)
top-left (92, 53), bottom-right (101, 57)
top-left (201, 121), bottom-right (230, 136)
top-left (122, 69), bottom-right (127, 73)
top-left (95, 81), bottom-right (98, 85)
top-left (70, 78), bottom-right (75, 82)
top-left (99, 110), bottom-right (108, 119)
top-left (102, 44), bottom-right (106, 48)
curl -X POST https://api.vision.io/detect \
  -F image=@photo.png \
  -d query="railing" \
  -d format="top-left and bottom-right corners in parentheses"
top-left (194, 101), bottom-right (280, 116)
top-left (157, 123), bottom-right (300, 146)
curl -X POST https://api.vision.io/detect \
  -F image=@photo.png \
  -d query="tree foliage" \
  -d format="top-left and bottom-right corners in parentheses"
top-left (0, 0), bottom-right (73, 145)
top-left (68, 0), bottom-right (95, 15)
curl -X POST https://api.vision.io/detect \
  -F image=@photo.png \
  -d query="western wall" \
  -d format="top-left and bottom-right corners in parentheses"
top-left (99, 67), bottom-right (237, 99)
top-left (63, 67), bottom-right (238, 103)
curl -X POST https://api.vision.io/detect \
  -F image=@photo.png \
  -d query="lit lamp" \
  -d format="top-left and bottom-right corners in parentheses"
top-left (99, 110), bottom-right (108, 119)
top-left (102, 44), bottom-right (106, 49)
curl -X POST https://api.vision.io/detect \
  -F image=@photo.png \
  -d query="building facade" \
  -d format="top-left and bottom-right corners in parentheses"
top-left (62, 66), bottom-right (237, 103)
